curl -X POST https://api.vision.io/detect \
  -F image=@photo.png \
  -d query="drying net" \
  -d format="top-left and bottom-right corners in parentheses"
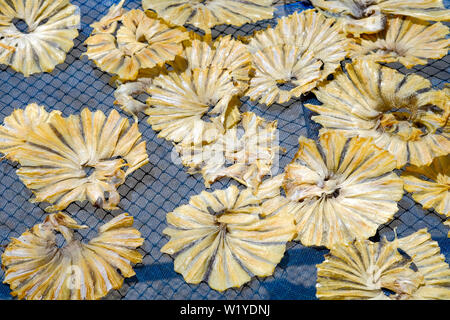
top-left (0, 0), bottom-right (448, 300)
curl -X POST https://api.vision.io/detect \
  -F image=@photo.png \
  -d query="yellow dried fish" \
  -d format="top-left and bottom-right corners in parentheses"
top-left (177, 112), bottom-right (281, 190)
top-left (142, 0), bottom-right (274, 34)
top-left (306, 60), bottom-right (450, 168)
top-left (2, 212), bottom-right (144, 300)
top-left (283, 131), bottom-right (403, 248)
top-left (349, 16), bottom-right (450, 68)
top-left (402, 155), bottom-right (449, 216)
top-left (161, 176), bottom-right (296, 292)
top-left (245, 10), bottom-right (350, 106)
top-left (2, 107), bottom-right (149, 212)
top-left (0, 0), bottom-right (80, 77)
top-left (310, 0), bottom-right (450, 36)
top-left (84, 1), bottom-right (188, 80)
top-left (0, 103), bottom-right (61, 162)
top-left (316, 229), bottom-right (450, 300)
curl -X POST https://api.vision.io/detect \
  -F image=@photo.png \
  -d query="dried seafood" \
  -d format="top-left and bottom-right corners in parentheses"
top-left (316, 229), bottom-right (450, 299)
top-left (161, 176), bottom-right (296, 292)
top-left (306, 60), bottom-right (450, 168)
top-left (283, 131), bottom-right (403, 248)
top-left (177, 112), bottom-right (281, 190)
top-left (310, 0), bottom-right (450, 36)
top-left (0, 103), bottom-right (61, 162)
top-left (2, 213), bottom-right (144, 300)
top-left (349, 16), bottom-right (450, 68)
top-left (402, 155), bottom-right (449, 216)
top-left (0, 0), bottom-right (80, 76)
top-left (245, 10), bottom-right (350, 106)
top-left (1, 107), bottom-right (149, 212)
top-left (142, 0), bottom-right (274, 34)
top-left (84, 1), bottom-right (188, 80)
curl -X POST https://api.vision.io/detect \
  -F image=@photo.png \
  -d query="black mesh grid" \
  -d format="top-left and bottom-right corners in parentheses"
top-left (0, 0), bottom-right (448, 300)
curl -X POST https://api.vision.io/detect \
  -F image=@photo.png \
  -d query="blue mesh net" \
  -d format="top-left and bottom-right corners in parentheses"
top-left (0, 0), bottom-right (448, 300)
